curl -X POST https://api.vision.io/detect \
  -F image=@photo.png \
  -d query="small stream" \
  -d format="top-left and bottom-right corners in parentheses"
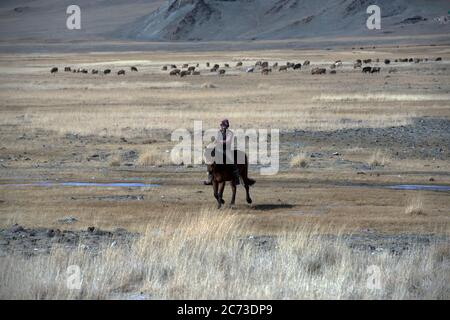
top-left (385, 184), bottom-right (450, 192)
top-left (0, 181), bottom-right (448, 192)
top-left (0, 181), bottom-right (160, 188)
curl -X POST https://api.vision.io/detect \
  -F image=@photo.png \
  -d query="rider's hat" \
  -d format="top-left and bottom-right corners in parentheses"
top-left (220, 119), bottom-right (230, 128)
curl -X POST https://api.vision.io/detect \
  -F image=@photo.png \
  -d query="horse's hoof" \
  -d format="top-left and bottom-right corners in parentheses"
top-left (220, 199), bottom-right (225, 204)
top-left (217, 204), bottom-right (222, 209)
top-left (247, 198), bottom-right (252, 204)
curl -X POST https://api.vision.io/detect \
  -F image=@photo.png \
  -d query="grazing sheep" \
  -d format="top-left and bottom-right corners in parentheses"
top-left (354, 62), bottom-right (362, 69)
top-left (399, 58), bottom-right (408, 62)
top-left (104, 69), bottom-right (111, 75)
top-left (362, 66), bottom-right (372, 73)
top-left (218, 69), bottom-right (226, 76)
top-left (81, 69), bottom-right (88, 74)
top-left (334, 60), bottom-right (343, 67)
top-left (213, 64), bottom-right (220, 70)
top-left (210, 67), bottom-right (218, 72)
top-left (117, 70), bottom-right (125, 75)
top-left (311, 67), bottom-right (326, 75)
top-left (330, 70), bottom-right (337, 74)
top-left (206, 62), bottom-right (210, 67)
top-left (363, 59), bottom-right (372, 64)
top-left (180, 70), bottom-right (190, 77)
top-left (278, 65), bottom-right (288, 72)
top-left (261, 68), bottom-right (271, 75)
top-left (436, 57), bottom-right (442, 61)
top-left (131, 66), bottom-right (138, 72)
top-left (50, 67), bottom-right (58, 74)
top-left (384, 59), bottom-right (391, 64)
top-left (255, 61), bottom-right (262, 67)
top-left (236, 61), bottom-right (243, 67)
top-left (162, 65), bottom-right (168, 71)
top-left (293, 63), bottom-right (302, 70)
top-left (261, 62), bottom-right (269, 68)
top-left (171, 64), bottom-right (177, 69)
top-left (272, 62), bottom-right (278, 68)
top-left (224, 64), bottom-right (230, 68)
top-left (286, 62), bottom-right (294, 68)
top-left (64, 67), bottom-right (71, 72)
top-left (170, 69), bottom-right (181, 76)
top-left (356, 59), bottom-right (362, 64)
top-left (246, 67), bottom-right (254, 73)
top-left (91, 69), bottom-right (98, 74)
top-left (370, 67), bottom-right (381, 73)
top-left (188, 66), bottom-right (196, 72)
top-left (303, 60), bottom-right (310, 66)
top-left (408, 58), bottom-right (413, 62)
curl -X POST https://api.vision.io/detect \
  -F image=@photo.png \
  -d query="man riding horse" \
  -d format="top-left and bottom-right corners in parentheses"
top-left (204, 119), bottom-right (241, 186)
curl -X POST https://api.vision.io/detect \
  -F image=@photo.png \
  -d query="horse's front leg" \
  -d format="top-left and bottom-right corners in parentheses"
top-left (230, 181), bottom-right (236, 206)
top-left (245, 184), bottom-right (252, 204)
top-left (213, 180), bottom-right (221, 208)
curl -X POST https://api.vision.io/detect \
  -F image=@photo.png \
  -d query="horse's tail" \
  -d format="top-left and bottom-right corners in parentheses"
top-left (245, 177), bottom-right (256, 186)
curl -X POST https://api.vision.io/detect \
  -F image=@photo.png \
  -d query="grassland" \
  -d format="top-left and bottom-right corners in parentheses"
top-left (0, 44), bottom-right (449, 299)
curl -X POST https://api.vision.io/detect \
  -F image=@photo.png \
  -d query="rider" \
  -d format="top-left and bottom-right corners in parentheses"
top-left (204, 119), bottom-right (240, 185)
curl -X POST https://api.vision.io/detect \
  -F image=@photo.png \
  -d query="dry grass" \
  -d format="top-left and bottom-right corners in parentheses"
top-left (368, 149), bottom-right (390, 167)
top-left (201, 82), bottom-right (217, 89)
top-left (109, 155), bottom-right (121, 167)
top-left (0, 210), bottom-right (448, 299)
top-left (136, 149), bottom-right (170, 167)
top-left (405, 195), bottom-right (426, 216)
top-left (0, 108), bottom-right (416, 138)
top-left (290, 153), bottom-right (308, 168)
top-left (312, 93), bottom-right (450, 102)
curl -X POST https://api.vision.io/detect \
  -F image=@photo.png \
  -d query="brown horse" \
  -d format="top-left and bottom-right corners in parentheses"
top-left (206, 149), bottom-right (255, 208)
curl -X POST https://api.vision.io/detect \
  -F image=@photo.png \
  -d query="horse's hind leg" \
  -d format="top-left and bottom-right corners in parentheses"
top-left (213, 180), bottom-right (222, 208)
top-left (245, 184), bottom-right (252, 204)
top-left (230, 181), bottom-right (236, 206)
top-left (218, 182), bottom-right (226, 206)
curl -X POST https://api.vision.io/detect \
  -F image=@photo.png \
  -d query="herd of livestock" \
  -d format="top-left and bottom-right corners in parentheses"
top-left (50, 56), bottom-right (443, 77)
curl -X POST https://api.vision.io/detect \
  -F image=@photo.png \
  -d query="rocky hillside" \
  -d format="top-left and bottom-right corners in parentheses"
top-left (0, 0), bottom-right (448, 41)
top-left (121, 0), bottom-right (450, 41)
